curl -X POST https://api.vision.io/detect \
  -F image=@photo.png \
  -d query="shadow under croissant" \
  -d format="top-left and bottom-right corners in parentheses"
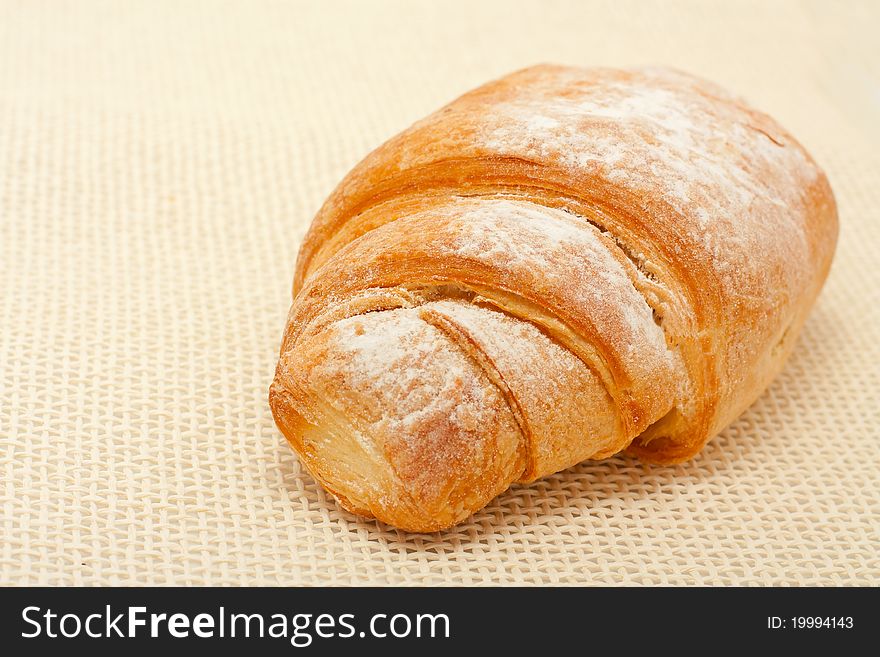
top-left (274, 303), bottom-right (841, 553)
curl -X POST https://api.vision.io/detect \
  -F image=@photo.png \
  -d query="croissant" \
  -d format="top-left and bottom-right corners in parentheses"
top-left (269, 65), bottom-right (837, 532)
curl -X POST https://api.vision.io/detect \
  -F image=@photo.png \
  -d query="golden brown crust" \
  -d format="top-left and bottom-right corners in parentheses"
top-left (270, 65), bottom-right (837, 531)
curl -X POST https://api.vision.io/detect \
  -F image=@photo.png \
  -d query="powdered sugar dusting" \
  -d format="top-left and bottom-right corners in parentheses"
top-left (440, 198), bottom-right (669, 367)
top-left (333, 308), bottom-right (447, 395)
top-left (426, 299), bottom-right (623, 472)
top-left (473, 68), bottom-right (820, 296)
top-left (480, 76), bottom-right (816, 210)
top-left (313, 307), bottom-right (522, 508)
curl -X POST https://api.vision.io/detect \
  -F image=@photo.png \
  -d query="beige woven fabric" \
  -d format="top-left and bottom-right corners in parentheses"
top-left (2, 0), bottom-right (878, 586)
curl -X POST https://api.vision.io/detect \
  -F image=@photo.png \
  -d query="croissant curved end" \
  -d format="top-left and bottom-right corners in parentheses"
top-left (269, 306), bottom-right (527, 532)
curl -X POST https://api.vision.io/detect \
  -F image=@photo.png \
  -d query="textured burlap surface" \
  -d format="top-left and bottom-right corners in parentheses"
top-left (2, 0), bottom-right (877, 585)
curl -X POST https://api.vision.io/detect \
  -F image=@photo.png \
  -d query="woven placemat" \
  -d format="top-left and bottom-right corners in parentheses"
top-left (2, 0), bottom-right (878, 585)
